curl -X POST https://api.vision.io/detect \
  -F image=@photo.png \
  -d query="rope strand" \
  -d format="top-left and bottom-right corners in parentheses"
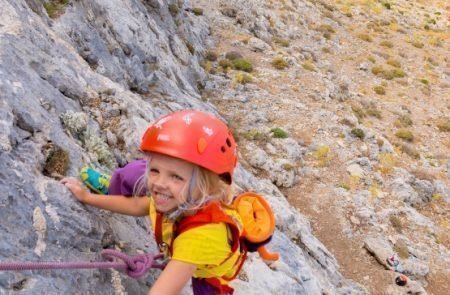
top-left (0, 250), bottom-right (166, 279)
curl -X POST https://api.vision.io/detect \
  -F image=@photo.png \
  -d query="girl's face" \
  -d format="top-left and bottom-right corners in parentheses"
top-left (147, 153), bottom-right (195, 213)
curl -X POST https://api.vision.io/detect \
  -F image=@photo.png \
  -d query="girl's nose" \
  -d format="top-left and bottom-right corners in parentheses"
top-left (152, 174), bottom-right (168, 188)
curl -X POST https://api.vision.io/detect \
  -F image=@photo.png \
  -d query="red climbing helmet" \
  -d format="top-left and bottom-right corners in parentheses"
top-left (140, 110), bottom-right (237, 184)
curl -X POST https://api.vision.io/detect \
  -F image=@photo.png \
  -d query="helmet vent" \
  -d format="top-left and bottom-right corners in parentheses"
top-left (221, 146), bottom-right (226, 153)
top-left (226, 138), bottom-right (232, 147)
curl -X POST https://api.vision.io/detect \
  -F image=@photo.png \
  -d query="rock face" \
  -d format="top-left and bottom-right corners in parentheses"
top-left (0, 0), bottom-right (363, 294)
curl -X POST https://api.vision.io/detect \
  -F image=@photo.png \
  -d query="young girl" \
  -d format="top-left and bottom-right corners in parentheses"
top-left (61, 110), bottom-right (242, 295)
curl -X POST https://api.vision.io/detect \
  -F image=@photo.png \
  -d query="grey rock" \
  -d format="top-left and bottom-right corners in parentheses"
top-left (359, 62), bottom-right (369, 71)
top-left (388, 177), bottom-right (420, 206)
top-left (270, 138), bottom-right (302, 162)
top-left (363, 236), bottom-right (394, 269)
top-left (220, 7), bottom-right (237, 18)
top-left (412, 179), bottom-right (434, 204)
top-left (248, 37), bottom-right (270, 52)
top-left (379, 137), bottom-right (394, 154)
top-left (346, 164), bottom-right (365, 177)
top-left (247, 144), bottom-right (269, 169)
top-left (60, 111), bottom-right (89, 137)
top-left (106, 129), bottom-right (117, 146)
top-left (447, 159), bottom-right (450, 179)
top-left (401, 258), bottom-right (429, 280)
top-left (433, 180), bottom-right (450, 202)
top-left (0, 0), bottom-right (371, 293)
top-left (270, 159), bottom-right (297, 188)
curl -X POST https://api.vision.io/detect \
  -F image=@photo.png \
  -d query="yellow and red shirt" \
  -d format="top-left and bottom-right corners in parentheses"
top-left (148, 198), bottom-right (244, 283)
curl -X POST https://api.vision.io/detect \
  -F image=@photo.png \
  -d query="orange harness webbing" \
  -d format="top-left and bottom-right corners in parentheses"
top-left (155, 202), bottom-right (247, 293)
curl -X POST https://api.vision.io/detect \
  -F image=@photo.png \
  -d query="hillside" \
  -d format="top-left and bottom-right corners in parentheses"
top-left (0, 0), bottom-right (448, 294)
top-left (193, 0), bottom-right (449, 294)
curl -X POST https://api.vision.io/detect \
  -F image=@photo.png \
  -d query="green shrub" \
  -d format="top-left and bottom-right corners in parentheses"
top-left (302, 61), bottom-right (315, 71)
top-left (186, 42), bottom-right (195, 54)
top-left (382, 69), bottom-right (406, 80)
top-left (202, 61), bottom-right (213, 73)
top-left (380, 40), bottom-right (394, 48)
top-left (382, 71), bottom-right (396, 80)
top-left (427, 57), bottom-right (439, 66)
top-left (43, 0), bottom-right (69, 19)
top-left (83, 130), bottom-right (117, 169)
top-left (205, 50), bottom-right (218, 61)
top-left (412, 41), bottom-right (424, 48)
top-left (420, 79), bottom-right (429, 85)
top-left (351, 105), bottom-right (366, 121)
top-left (394, 115), bottom-right (413, 127)
top-left (272, 37), bottom-right (290, 47)
top-left (372, 66), bottom-right (405, 80)
top-left (241, 129), bottom-right (268, 141)
top-left (389, 215), bottom-right (402, 233)
top-left (232, 58), bottom-right (253, 72)
top-left (323, 32), bottom-right (332, 40)
top-left (371, 66), bottom-right (384, 75)
top-left (271, 57), bottom-right (289, 70)
top-left (168, 4), bottom-right (179, 16)
top-left (225, 51), bottom-right (243, 60)
top-left (192, 7), bottom-right (204, 15)
top-left (386, 58), bottom-right (401, 68)
top-left (234, 73), bottom-right (253, 84)
top-left (390, 68), bottom-right (406, 78)
top-left (351, 128), bottom-right (365, 139)
top-left (337, 183), bottom-right (351, 190)
top-left (271, 127), bottom-right (289, 138)
top-left (358, 33), bottom-right (373, 42)
top-left (282, 163), bottom-right (295, 171)
top-left (366, 107), bottom-right (382, 118)
top-left (383, 2), bottom-right (391, 9)
top-left (437, 122), bottom-right (450, 132)
top-left (318, 24), bottom-right (335, 33)
top-left (394, 240), bottom-right (409, 259)
top-left (314, 145), bottom-right (331, 167)
top-left (218, 59), bottom-right (233, 70)
top-left (400, 143), bottom-right (420, 159)
top-left (44, 146), bottom-right (70, 177)
top-left (395, 129), bottom-right (414, 141)
top-left (374, 85), bottom-right (386, 95)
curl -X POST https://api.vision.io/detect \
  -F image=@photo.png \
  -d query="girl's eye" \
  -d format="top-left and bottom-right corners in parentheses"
top-left (172, 174), bottom-right (184, 181)
top-left (150, 168), bottom-right (159, 174)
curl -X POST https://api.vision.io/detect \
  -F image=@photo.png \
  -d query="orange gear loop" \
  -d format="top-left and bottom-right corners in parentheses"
top-left (233, 192), bottom-right (279, 261)
top-left (233, 192), bottom-right (276, 243)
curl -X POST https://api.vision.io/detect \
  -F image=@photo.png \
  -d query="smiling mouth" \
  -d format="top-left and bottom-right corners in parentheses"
top-left (154, 191), bottom-right (173, 202)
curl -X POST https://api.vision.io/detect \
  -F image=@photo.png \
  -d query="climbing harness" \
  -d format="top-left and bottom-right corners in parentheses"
top-left (0, 249), bottom-right (166, 278)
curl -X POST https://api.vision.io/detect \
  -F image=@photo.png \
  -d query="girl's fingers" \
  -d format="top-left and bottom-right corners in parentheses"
top-left (60, 177), bottom-right (79, 186)
top-left (61, 177), bottom-right (73, 184)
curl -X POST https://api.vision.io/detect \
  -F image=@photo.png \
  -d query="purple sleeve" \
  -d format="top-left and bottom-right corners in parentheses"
top-left (108, 159), bottom-right (147, 196)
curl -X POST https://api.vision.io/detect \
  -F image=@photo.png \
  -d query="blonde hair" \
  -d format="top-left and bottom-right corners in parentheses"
top-left (133, 153), bottom-right (234, 215)
top-left (187, 165), bottom-right (234, 208)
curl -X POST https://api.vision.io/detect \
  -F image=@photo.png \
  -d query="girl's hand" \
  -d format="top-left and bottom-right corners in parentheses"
top-left (61, 177), bottom-right (90, 202)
